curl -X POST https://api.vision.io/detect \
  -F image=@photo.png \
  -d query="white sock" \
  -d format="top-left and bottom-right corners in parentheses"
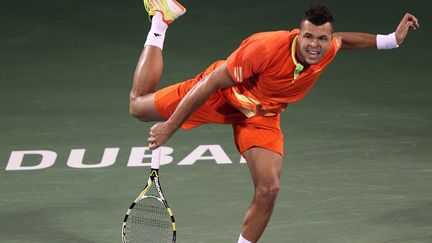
top-left (238, 234), bottom-right (253, 243)
top-left (144, 12), bottom-right (168, 50)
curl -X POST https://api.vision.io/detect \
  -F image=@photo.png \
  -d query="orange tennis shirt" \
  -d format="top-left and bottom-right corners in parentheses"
top-left (154, 29), bottom-right (341, 155)
top-left (214, 28), bottom-right (341, 118)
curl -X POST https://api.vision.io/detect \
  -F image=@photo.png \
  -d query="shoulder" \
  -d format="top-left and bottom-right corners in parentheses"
top-left (237, 29), bottom-right (298, 58)
top-left (243, 29), bottom-right (299, 47)
top-left (331, 34), bottom-right (342, 51)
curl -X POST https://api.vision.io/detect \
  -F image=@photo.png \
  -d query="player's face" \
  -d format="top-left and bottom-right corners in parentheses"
top-left (297, 20), bottom-right (333, 65)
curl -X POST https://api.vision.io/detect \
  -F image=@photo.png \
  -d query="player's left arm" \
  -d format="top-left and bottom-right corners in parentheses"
top-left (334, 13), bottom-right (419, 50)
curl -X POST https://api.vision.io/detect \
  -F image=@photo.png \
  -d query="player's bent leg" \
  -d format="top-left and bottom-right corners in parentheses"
top-left (241, 147), bottom-right (283, 242)
top-left (130, 0), bottom-right (186, 122)
top-left (129, 45), bottom-right (166, 122)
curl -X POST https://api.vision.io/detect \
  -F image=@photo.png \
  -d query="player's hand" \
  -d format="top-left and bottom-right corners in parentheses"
top-left (148, 122), bottom-right (177, 150)
top-left (395, 13), bottom-right (419, 45)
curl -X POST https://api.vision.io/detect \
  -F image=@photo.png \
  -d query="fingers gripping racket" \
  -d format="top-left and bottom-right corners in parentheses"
top-left (121, 148), bottom-right (176, 243)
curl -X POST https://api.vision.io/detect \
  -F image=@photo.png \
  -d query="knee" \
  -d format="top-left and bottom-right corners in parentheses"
top-left (129, 103), bottom-right (143, 120)
top-left (255, 181), bottom-right (280, 203)
top-left (129, 100), bottom-right (142, 120)
top-left (129, 96), bottom-right (142, 119)
top-left (129, 94), bottom-right (152, 122)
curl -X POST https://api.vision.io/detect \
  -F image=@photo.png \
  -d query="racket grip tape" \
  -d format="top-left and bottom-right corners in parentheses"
top-left (151, 148), bottom-right (161, 169)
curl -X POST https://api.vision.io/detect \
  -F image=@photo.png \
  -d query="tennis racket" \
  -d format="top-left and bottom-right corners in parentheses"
top-left (121, 148), bottom-right (176, 243)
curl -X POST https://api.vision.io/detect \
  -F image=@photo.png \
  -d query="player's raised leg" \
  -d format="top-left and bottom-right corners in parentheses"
top-left (129, 0), bottom-right (186, 122)
top-left (239, 147), bottom-right (283, 243)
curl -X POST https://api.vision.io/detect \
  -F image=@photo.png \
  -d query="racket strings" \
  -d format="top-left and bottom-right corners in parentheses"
top-left (136, 202), bottom-right (168, 214)
top-left (131, 203), bottom-right (171, 229)
top-left (129, 217), bottom-right (171, 229)
top-left (125, 196), bottom-right (173, 242)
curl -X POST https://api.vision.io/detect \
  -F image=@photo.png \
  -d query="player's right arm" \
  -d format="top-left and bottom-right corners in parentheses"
top-left (147, 63), bottom-right (235, 149)
top-left (334, 13), bottom-right (419, 50)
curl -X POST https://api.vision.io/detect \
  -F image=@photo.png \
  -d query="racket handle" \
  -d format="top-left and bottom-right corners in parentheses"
top-left (151, 148), bottom-right (161, 169)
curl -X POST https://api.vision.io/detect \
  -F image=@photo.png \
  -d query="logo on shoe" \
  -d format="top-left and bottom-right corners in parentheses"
top-left (153, 33), bottom-right (162, 37)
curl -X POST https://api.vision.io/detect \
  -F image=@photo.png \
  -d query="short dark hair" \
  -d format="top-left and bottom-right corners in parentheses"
top-left (302, 4), bottom-right (335, 30)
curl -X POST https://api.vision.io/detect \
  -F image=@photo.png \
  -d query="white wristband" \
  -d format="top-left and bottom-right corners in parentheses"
top-left (376, 32), bottom-right (399, 50)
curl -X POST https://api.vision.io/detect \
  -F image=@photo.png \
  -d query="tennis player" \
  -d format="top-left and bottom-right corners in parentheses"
top-left (129, 1), bottom-right (419, 242)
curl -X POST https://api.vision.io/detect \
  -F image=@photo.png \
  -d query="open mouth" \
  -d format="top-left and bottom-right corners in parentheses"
top-left (307, 50), bottom-right (320, 59)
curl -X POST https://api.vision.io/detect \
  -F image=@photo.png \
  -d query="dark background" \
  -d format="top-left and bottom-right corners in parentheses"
top-left (1, 0), bottom-right (431, 242)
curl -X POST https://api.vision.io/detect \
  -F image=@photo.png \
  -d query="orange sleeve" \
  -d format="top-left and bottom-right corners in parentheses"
top-left (225, 33), bottom-right (273, 84)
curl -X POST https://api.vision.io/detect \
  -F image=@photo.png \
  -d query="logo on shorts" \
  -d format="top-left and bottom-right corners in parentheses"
top-left (234, 66), bottom-right (243, 83)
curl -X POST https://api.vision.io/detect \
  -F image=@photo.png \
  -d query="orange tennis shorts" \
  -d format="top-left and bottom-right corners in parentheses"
top-left (154, 78), bottom-right (284, 156)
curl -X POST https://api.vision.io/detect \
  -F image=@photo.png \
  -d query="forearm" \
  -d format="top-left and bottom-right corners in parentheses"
top-left (335, 32), bottom-right (377, 50)
top-left (164, 63), bottom-right (235, 131)
top-left (165, 76), bottom-right (218, 129)
top-left (147, 64), bottom-right (235, 149)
